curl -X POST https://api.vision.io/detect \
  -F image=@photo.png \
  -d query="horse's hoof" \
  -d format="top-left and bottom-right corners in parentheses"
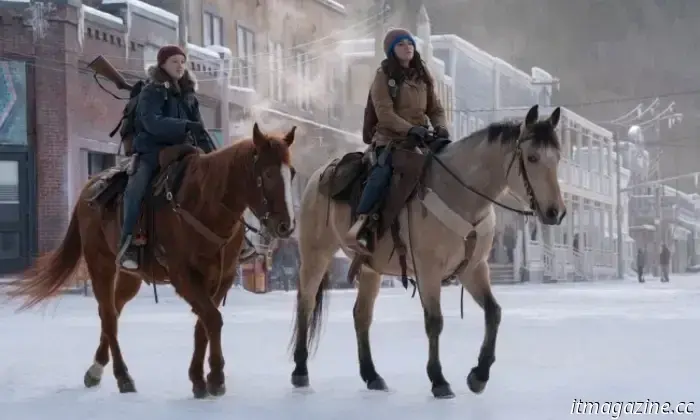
top-left (207, 382), bottom-right (226, 397)
top-left (366, 377), bottom-right (389, 391)
top-left (291, 374), bottom-right (309, 388)
top-left (117, 377), bottom-right (137, 393)
top-left (192, 385), bottom-right (209, 399)
top-left (467, 368), bottom-right (488, 394)
top-left (432, 384), bottom-right (455, 399)
top-left (83, 371), bottom-right (101, 388)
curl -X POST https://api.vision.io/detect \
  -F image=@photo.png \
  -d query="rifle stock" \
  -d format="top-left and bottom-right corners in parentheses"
top-left (87, 55), bottom-right (133, 91)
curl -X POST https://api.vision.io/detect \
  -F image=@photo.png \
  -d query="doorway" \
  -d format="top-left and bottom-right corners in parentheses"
top-left (0, 147), bottom-right (35, 275)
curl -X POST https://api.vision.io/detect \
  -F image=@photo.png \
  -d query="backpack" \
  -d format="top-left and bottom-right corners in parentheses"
top-left (109, 80), bottom-right (146, 156)
top-left (362, 66), bottom-right (402, 145)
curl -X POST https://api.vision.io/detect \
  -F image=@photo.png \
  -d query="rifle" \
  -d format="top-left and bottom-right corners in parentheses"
top-left (87, 55), bottom-right (133, 92)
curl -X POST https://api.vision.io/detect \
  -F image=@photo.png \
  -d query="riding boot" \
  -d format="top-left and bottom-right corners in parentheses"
top-left (346, 214), bottom-right (372, 255)
top-left (116, 234), bottom-right (139, 270)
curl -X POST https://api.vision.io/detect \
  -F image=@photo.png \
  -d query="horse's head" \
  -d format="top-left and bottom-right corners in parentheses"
top-left (509, 105), bottom-right (566, 225)
top-left (247, 122), bottom-right (297, 239)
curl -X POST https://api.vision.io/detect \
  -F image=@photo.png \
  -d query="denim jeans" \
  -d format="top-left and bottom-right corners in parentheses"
top-left (356, 146), bottom-right (393, 214)
top-left (119, 156), bottom-right (158, 247)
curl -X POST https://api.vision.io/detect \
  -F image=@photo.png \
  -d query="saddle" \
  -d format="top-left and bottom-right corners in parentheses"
top-left (85, 144), bottom-right (198, 265)
top-left (318, 144), bottom-right (429, 288)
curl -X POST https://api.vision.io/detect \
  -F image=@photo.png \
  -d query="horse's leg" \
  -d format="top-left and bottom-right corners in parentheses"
top-left (84, 271), bottom-right (141, 388)
top-left (353, 267), bottom-right (387, 390)
top-left (290, 246), bottom-right (335, 388)
top-left (420, 276), bottom-right (454, 398)
top-left (188, 274), bottom-right (235, 399)
top-left (459, 261), bottom-right (501, 394)
top-left (82, 250), bottom-right (137, 393)
top-left (172, 269), bottom-right (226, 397)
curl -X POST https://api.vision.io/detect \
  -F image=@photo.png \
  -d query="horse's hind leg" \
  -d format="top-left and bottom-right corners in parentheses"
top-left (420, 275), bottom-right (454, 398)
top-left (458, 261), bottom-right (501, 394)
top-left (353, 267), bottom-right (387, 391)
top-left (84, 271), bottom-right (141, 388)
top-left (82, 251), bottom-right (137, 393)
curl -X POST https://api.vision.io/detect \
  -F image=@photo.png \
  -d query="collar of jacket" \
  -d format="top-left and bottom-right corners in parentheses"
top-left (146, 65), bottom-right (198, 95)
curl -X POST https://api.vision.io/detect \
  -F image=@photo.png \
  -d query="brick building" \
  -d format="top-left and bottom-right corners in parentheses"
top-left (0, 0), bottom-right (366, 275)
top-left (0, 0), bottom-right (242, 274)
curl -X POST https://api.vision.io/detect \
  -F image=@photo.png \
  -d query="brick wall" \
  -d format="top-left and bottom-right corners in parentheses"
top-left (1, 1), bottom-right (228, 254)
top-left (1, 4), bottom-right (80, 252)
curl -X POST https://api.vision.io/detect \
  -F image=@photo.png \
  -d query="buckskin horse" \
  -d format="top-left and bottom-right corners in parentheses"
top-left (5, 122), bottom-right (297, 398)
top-left (290, 105), bottom-right (566, 398)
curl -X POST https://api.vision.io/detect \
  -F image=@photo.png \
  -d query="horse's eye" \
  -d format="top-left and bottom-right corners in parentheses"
top-left (527, 155), bottom-right (539, 163)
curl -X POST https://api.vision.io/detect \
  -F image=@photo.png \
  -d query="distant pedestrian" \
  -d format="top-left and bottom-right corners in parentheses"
top-left (636, 248), bottom-right (646, 283)
top-left (660, 244), bottom-right (671, 283)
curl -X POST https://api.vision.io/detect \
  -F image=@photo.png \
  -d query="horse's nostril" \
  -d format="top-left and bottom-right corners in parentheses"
top-left (545, 207), bottom-right (559, 220)
top-left (277, 223), bottom-right (289, 236)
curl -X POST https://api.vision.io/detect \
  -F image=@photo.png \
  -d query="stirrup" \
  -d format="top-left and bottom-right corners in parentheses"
top-left (346, 214), bottom-right (372, 256)
top-left (116, 237), bottom-right (139, 270)
top-left (239, 242), bottom-right (256, 261)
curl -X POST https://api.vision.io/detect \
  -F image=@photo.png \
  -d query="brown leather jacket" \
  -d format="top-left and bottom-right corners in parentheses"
top-left (370, 67), bottom-right (447, 146)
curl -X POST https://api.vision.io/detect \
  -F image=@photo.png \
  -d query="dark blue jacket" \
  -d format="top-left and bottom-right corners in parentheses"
top-left (133, 66), bottom-right (203, 157)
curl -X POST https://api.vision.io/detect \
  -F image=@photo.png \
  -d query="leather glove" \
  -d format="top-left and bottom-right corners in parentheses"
top-left (185, 121), bottom-right (206, 134)
top-left (407, 125), bottom-right (429, 140)
top-left (434, 125), bottom-right (450, 139)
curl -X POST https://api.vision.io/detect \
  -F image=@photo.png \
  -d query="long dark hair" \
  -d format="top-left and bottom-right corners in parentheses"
top-left (381, 50), bottom-right (433, 88)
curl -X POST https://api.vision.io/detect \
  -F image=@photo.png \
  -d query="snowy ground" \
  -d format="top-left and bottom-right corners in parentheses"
top-left (1, 275), bottom-right (698, 419)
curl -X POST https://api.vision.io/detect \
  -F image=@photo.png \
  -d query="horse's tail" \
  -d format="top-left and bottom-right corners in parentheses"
top-left (5, 206), bottom-right (83, 310)
top-left (290, 271), bottom-right (330, 356)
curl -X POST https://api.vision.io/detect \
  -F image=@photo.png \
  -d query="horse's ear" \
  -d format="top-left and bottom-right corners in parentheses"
top-left (252, 122), bottom-right (267, 150)
top-left (525, 105), bottom-right (539, 126)
top-left (548, 107), bottom-right (561, 128)
top-left (284, 126), bottom-right (297, 146)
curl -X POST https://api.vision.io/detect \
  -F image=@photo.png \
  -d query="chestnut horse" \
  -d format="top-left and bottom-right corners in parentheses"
top-left (6, 122), bottom-right (297, 398)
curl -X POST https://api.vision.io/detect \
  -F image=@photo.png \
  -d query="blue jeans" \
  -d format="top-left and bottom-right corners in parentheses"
top-left (119, 156), bottom-right (158, 247)
top-left (356, 146), bottom-right (393, 214)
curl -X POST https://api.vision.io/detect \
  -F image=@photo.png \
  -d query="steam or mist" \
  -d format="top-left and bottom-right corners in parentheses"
top-left (233, 5), bottom-right (380, 176)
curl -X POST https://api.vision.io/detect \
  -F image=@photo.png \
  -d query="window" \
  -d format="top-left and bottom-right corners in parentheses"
top-left (203, 12), bottom-right (223, 46)
top-left (459, 113), bottom-right (468, 138)
top-left (327, 65), bottom-right (343, 119)
top-left (268, 41), bottom-right (285, 102)
top-left (236, 25), bottom-right (256, 88)
top-left (295, 49), bottom-right (311, 110)
top-left (87, 152), bottom-right (116, 177)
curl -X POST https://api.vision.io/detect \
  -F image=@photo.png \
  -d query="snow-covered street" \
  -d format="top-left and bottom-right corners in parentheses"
top-left (1, 276), bottom-right (698, 419)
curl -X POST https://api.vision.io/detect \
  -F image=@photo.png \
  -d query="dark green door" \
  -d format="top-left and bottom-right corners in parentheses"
top-left (0, 149), bottom-right (32, 275)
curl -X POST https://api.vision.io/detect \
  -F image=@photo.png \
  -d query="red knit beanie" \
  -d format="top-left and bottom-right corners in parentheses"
top-left (157, 44), bottom-right (187, 66)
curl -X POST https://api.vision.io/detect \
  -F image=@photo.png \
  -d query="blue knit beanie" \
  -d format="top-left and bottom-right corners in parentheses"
top-left (383, 28), bottom-right (415, 58)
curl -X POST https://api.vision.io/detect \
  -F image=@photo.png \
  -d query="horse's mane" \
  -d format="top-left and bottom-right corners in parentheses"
top-left (458, 119), bottom-right (561, 150)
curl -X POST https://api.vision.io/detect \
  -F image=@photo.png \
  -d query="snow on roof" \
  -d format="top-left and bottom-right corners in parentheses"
top-left (316, 0), bottom-right (345, 13)
top-left (82, 5), bottom-right (124, 26)
top-left (102, 0), bottom-right (178, 24)
top-left (206, 45), bottom-right (233, 58)
top-left (187, 43), bottom-right (220, 60)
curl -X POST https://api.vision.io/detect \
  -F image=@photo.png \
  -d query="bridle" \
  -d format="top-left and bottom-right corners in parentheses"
top-left (425, 131), bottom-right (539, 218)
top-left (247, 151), bottom-right (296, 237)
